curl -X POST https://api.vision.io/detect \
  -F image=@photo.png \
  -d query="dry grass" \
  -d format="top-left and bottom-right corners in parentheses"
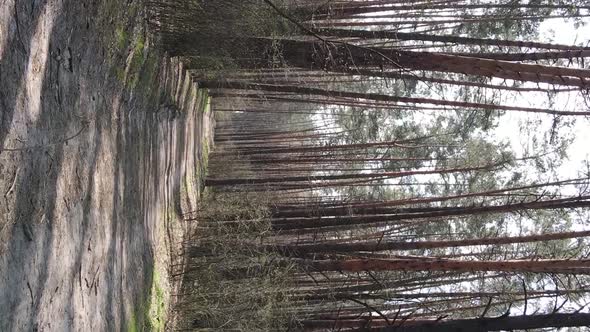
top-left (172, 190), bottom-right (298, 331)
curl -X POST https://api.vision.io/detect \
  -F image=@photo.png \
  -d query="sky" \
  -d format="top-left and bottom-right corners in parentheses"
top-left (540, 18), bottom-right (590, 177)
top-left (445, 17), bottom-right (590, 235)
top-left (493, 18), bottom-right (590, 186)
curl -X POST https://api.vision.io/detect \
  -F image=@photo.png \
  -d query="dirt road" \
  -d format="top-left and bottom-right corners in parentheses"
top-left (0, 0), bottom-right (213, 330)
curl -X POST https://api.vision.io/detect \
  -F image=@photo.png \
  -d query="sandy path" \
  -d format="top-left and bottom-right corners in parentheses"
top-left (0, 0), bottom-right (213, 330)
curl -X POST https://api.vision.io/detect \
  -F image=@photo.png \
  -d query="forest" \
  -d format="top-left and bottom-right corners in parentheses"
top-left (142, 0), bottom-right (590, 332)
top-left (146, 0), bottom-right (590, 331)
top-left (2, 0), bottom-right (590, 331)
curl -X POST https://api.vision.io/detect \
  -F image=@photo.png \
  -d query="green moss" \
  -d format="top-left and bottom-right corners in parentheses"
top-left (127, 313), bottom-right (138, 332)
top-left (202, 138), bottom-right (209, 164)
top-left (133, 35), bottom-right (145, 63)
top-left (115, 27), bottom-right (128, 52)
top-left (166, 203), bottom-right (179, 225)
top-left (107, 26), bottom-right (128, 84)
top-left (181, 175), bottom-right (189, 197)
top-left (128, 34), bottom-right (146, 89)
top-left (115, 66), bottom-right (125, 83)
top-left (194, 89), bottom-right (210, 114)
top-left (180, 173), bottom-right (196, 208)
top-left (146, 270), bottom-right (167, 331)
top-left (126, 264), bottom-right (168, 332)
top-left (203, 96), bottom-right (211, 114)
top-left (135, 50), bottom-right (160, 104)
top-left (194, 89), bottom-right (211, 182)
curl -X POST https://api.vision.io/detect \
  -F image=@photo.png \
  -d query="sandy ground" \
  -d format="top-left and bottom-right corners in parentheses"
top-left (0, 0), bottom-right (213, 330)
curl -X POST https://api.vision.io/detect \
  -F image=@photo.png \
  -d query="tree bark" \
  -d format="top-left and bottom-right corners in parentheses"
top-left (202, 80), bottom-right (590, 115)
top-left (375, 313), bottom-right (590, 332)
top-left (275, 229), bottom-right (590, 256)
top-left (307, 257), bottom-right (590, 273)
top-left (319, 28), bottom-right (590, 51)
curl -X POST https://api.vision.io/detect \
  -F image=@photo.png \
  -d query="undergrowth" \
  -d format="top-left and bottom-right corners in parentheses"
top-left (173, 191), bottom-right (298, 331)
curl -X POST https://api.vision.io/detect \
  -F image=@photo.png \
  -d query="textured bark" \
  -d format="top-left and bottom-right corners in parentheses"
top-left (319, 28), bottom-right (590, 51)
top-left (319, 3), bottom-right (590, 17)
top-left (375, 313), bottom-right (590, 332)
top-left (338, 68), bottom-right (575, 93)
top-left (447, 49), bottom-right (590, 61)
top-left (216, 137), bottom-right (438, 155)
top-left (270, 38), bottom-right (590, 88)
top-left (205, 164), bottom-right (494, 186)
top-left (202, 80), bottom-right (590, 115)
top-left (308, 258), bottom-right (590, 273)
top-left (273, 178), bottom-right (584, 217)
top-left (274, 229), bottom-right (590, 256)
top-left (272, 196), bottom-right (590, 230)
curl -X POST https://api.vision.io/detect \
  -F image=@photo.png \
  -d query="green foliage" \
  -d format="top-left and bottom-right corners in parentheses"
top-left (451, 3), bottom-right (546, 39)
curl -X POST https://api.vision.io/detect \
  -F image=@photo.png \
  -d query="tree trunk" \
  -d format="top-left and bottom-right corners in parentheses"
top-left (202, 80), bottom-right (589, 116)
top-left (319, 28), bottom-right (590, 51)
top-left (275, 229), bottom-right (590, 256)
top-left (374, 313), bottom-right (590, 332)
top-left (270, 38), bottom-right (590, 88)
top-left (308, 257), bottom-right (590, 273)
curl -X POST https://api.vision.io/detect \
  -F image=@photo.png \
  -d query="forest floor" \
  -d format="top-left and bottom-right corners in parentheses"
top-left (0, 0), bottom-right (213, 330)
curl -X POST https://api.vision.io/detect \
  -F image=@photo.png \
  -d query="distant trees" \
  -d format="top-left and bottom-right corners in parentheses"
top-left (197, 100), bottom-right (590, 329)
